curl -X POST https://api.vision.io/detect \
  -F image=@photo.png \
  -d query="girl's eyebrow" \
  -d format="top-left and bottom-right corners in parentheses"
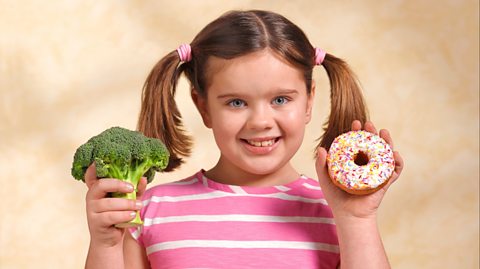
top-left (216, 93), bottom-right (241, 100)
top-left (216, 89), bottom-right (299, 99)
top-left (276, 89), bottom-right (299, 95)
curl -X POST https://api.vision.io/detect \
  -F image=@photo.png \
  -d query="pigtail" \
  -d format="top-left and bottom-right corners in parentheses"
top-left (317, 53), bottom-right (369, 150)
top-left (137, 51), bottom-right (193, 171)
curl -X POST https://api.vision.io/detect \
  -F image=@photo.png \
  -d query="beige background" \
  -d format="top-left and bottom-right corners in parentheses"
top-left (1, 1), bottom-right (478, 268)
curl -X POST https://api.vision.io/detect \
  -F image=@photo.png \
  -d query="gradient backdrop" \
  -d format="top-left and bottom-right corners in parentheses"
top-left (1, 1), bottom-right (478, 268)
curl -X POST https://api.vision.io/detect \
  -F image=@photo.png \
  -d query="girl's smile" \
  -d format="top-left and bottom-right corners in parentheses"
top-left (241, 136), bottom-right (280, 154)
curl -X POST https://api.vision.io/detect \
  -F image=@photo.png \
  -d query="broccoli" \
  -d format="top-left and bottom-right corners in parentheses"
top-left (71, 126), bottom-right (169, 227)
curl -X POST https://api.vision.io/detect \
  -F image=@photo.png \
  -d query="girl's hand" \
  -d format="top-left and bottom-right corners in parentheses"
top-left (315, 120), bottom-right (404, 221)
top-left (84, 164), bottom-right (148, 248)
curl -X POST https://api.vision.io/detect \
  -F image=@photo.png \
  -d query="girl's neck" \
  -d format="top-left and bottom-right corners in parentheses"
top-left (204, 158), bottom-right (300, 187)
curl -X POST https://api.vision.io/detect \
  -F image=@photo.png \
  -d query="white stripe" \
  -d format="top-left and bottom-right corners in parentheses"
top-left (144, 191), bottom-right (327, 206)
top-left (163, 178), bottom-right (198, 186)
top-left (145, 191), bottom-right (227, 205)
top-left (143, 214), bottom-right (335, 226)
top-left (131, 227), bottom-right (141, 240)
top-left (274, 185), bottom-right (291, 192)
top-left (201, 175), bottom-right (208, 187)
top-left (302, 182), bottom-right (322, 191)
top-left (229, 185), bottom-right (248, 194)
top-left (146, 240), bottom-right (339, 254)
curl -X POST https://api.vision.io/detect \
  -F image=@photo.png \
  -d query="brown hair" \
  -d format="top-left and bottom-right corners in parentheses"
top-left (137, 10), bottom-right (368, 171)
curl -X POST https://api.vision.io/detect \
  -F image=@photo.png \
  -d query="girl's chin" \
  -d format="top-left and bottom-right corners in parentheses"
top-left (238, 160), bottom-right (287, 176)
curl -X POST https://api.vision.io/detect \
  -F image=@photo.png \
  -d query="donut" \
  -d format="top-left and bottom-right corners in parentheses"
top-left (326, 130), bottom-right (395, 195)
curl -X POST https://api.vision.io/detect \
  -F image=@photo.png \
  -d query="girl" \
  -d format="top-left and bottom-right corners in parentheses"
top-left (84, 10), bottom-right (403, 269)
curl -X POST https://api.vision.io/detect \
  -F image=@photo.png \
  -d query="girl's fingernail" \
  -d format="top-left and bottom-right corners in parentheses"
top-left (125, 183), bottom-right (134, 191)
top-left (135, 201), bottom-right (143, 209)
top-left (130, 211), bottom-right (137, 217)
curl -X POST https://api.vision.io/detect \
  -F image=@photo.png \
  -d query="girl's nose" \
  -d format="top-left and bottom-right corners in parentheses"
top-left (246, 105), bottom-right (274, 130)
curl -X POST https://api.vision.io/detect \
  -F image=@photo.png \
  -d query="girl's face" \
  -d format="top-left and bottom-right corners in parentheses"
top-left (193, 50), bottom-right (314, 184)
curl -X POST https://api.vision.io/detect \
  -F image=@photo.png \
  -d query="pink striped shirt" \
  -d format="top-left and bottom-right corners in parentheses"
top-left (130, 170), bottom-right (340, 268)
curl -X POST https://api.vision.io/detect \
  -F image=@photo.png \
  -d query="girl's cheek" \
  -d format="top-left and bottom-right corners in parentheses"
top-left (281, 108), bottom-right (304, 120)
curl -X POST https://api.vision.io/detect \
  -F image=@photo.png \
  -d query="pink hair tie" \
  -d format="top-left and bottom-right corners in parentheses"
top-left (177, 44), bottom-right (192, 62)
top-left (314, 47), bottom-right (326, 65)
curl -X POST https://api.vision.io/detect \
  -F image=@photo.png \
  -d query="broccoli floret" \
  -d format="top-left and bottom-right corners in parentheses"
top-left (71, 126), bottom-right (169, 227)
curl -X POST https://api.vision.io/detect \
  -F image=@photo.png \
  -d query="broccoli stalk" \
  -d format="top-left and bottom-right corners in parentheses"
top-left (94, 157), bottom-right (156, 227)
top-left (71, 127), bottom-right (169, 228)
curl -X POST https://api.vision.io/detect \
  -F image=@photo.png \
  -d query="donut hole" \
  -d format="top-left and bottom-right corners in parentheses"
top-left (354, 151), bottom-right (369, 166)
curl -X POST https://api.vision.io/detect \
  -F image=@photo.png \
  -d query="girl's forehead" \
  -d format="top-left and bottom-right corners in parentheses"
top-left (204, 50), bottom-right (305, 93)
top-left (207, 50), bottom-right (290, 71)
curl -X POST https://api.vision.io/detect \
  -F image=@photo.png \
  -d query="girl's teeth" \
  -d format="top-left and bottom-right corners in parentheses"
top-left (247, 139), bottom-right (275, 147)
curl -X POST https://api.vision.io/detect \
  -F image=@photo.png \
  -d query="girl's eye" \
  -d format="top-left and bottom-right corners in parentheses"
top-left (228, 99), bottom-right (246, 108)
top-left (272, 96), bottom-right (288, 105)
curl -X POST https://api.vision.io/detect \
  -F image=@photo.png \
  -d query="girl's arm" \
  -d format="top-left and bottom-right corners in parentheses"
top-left (334, 215), bottom-right (389, 268)
top-left (85, 230), bottom-right (150, 269)
top-left (124, 232), bottom-right (150, 269)
top-left (316, 121), bottom-right (404, 269)
top-left (85, 241), bottom-right (125, 269)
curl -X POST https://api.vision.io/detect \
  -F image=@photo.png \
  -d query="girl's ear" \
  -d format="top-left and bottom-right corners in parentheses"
top-left (191, 89), bottom-right (212, 128)
top-left (305, 82), bottom-right (315, 124)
